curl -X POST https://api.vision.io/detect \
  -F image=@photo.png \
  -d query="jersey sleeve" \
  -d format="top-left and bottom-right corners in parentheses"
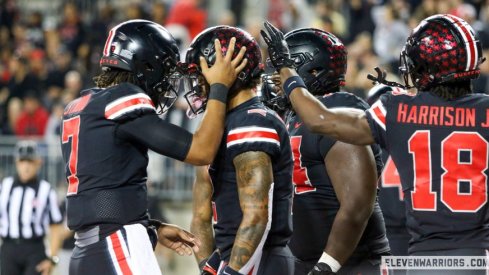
top-left (318, 135), bottom-right (336, 160)
top-left (116, 114), bottom-right (192, 161)
top-left (317, 92), bottom-right (370, 159)
top-left (105, 83), bottom-right (156, 122)
top-left (365, 94), bottom-right (389, 148)
top-left (227, 112), bottom-right (282, 161)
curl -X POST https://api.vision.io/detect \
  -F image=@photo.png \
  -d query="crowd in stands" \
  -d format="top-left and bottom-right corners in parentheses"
top-left (1, 0), bottom-right (489, 138)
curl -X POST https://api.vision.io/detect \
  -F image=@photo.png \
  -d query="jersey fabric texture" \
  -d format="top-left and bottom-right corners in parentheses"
top-left (61, 83), bottom-right (191, 232)
top-left (208, 97), bottom-right (294, 270)
top-left (366, 91), bottom-right (489, 253)
top-left (287, 92), bottom-right (390, 263)
top-left (378, 148), bottom-right (410, 255)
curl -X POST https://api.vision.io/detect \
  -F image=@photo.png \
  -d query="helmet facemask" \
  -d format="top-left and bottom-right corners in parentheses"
top-left (179, 63), bottom-right (209, 119)
top-left (260, 74), bottom-right (290, 113)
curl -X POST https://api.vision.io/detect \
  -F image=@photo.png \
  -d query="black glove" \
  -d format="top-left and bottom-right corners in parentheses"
top-left (199, 250), bottom-right (222, 275)
top-left (260, 21), bottom-right (295, 71)
top-left (307, 262), bottom-right (337, 275)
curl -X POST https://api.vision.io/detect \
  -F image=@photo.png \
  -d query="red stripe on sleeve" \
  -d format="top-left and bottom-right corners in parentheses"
top-left (227, 131), bottom-right (280, 143)
top-left (372, 106), bottom-right (386, 126)
top-left (105, 97), bottom-right (154, 119)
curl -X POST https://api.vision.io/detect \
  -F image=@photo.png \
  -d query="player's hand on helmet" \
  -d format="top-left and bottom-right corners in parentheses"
top-left (200, 37), bottom-right (248, 88)
top-left (157, 223), bottom-right (202, 256)
top-left (307, 263), bottom-right (337, 275)
top-left (199, 249), bottom-right (222, 275)
top-left (260, 21), bottom-right (295, 71)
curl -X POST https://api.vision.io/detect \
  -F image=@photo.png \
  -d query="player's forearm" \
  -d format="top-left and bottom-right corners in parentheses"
top-left (190, 217), bottom-right (215, 263)
top-left (279, 68), bottom-right (374, 145)
top-left (325, 206), bottom-right (373, 264)
top-left (229, 215), bottom-right (268, 270)
top-left (186, 100), bottom-right (226, 165)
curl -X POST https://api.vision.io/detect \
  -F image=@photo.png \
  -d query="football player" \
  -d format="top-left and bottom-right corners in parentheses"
top-left (367, 84), bottom-right (410, 257)
top-left (187, 26), bottom-right (294, 275)
top-left (61, 20), bottom-right (247, 275)
top-left (262, 28), bottom-right (390, 275)
top-left (262, 14), bottom-right (489, 274)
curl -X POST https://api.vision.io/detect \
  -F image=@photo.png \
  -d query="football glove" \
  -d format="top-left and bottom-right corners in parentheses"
top-left (260, 21), bottom-right (295, 71)
top-left (307, 262), bottom-right (337, 275)
top-left (200, 250), bottom-right (222, 275)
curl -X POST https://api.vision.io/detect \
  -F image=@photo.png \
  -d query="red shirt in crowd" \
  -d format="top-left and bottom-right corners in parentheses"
top-left (166, 0), bottom-right (207, 39)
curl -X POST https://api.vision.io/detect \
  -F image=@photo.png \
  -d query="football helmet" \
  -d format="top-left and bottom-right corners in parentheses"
top-left (283, 28), bottom-right (347, 95)
top-left (100, 19), bottom-right (181, 112)
top-left (184, 25), bottom-right (263, 116)
top-left (399, 14), bottom-right (484, 90)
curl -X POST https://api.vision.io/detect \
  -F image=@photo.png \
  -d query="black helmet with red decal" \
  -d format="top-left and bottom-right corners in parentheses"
top-left (184, 25), bottom-right (263, 116)
top-left (99, 19), bottom-right (181, 112)
top-left (400, 14), bottom-right (484, 90)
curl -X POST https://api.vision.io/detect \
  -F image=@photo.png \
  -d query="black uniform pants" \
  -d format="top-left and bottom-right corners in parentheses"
top-left (255, 245), bottom-right (295, 275)
top-left (1, 239), bottom-right (46, 275)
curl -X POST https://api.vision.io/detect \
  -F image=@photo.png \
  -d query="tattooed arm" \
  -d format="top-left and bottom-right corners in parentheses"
top-left (190, 166), bottom-right (215, 264)
top-left (229, 151), bottom-right (273, 272)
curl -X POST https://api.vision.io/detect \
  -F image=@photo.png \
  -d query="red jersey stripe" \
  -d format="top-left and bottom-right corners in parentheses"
top-left (227, 131), bottom-right (280, 144)
top-left (372, 105), bottom-right (386, 127)
top-left (105, 97), bottom-right (154, 119)
top-left (109, 232), bottom-right (133, 275)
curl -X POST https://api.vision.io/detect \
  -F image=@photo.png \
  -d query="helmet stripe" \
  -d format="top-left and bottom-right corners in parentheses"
top-left (444, 14), bottom-right (477, 71)
top-left (103, 29), bottom-right (115, 56)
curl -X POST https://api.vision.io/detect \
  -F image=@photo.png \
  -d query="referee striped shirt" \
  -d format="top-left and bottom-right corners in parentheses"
top-left (0, 176), bottom-right (63, 239)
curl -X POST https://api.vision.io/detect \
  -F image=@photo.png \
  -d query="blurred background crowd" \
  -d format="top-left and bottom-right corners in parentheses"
top-left (3, 0), bottom-right (489, 138)
top-left (1, 0), bottom-right (489, 274)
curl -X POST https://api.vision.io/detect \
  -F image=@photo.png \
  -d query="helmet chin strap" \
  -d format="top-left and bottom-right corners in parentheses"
top-left (367, 67), bottom-right (414, 89)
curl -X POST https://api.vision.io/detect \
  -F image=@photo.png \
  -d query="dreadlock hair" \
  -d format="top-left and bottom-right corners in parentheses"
top-left (93, 68), bottom-right (139, 88)
top-left (430, 80), bottom-right (472, 100)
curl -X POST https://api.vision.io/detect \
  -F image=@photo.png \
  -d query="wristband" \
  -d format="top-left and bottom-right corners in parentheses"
top-left (208, 83), bottom-right (229, 104)
top-left (318, 252), bottom-right (341, 272)
top-left (283, 76), bottom-right (307, 97)
top-left (148, 219), bottom-right (163, 231)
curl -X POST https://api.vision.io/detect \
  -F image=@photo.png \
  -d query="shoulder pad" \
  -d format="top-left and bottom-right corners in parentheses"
top-left (321, 91), bottom-right (369, 110)
top-left (105, 83), bottom-right (156, 121)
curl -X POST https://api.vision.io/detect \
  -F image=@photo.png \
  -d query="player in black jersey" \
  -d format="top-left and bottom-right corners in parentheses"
top-left (262, 14), bottom-right (489, 274)
top-left (61, 19), bottom-right (248, 275)
top-left (367, 84), bottom-right (411, 257)
top-left (187, 26), bottom-right (294, 275)
top-left (262, 28), bottom-right (390, 275)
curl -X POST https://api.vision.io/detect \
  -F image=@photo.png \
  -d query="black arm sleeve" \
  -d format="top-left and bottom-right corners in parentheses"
top-left (116, 114), bottom-right (193, 161)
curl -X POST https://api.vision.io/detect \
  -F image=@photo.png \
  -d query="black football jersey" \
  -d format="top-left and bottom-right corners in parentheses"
top-left (287, 92), bottom-right (390, 262)
top-left (61, 83), bottom-right (189, 231)
top-left (378, 148), bottom-right (407, 229)
top-left (366, 91), bottom-right (489, 253)
top-left (209, 97), bottom-right (293, 262)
